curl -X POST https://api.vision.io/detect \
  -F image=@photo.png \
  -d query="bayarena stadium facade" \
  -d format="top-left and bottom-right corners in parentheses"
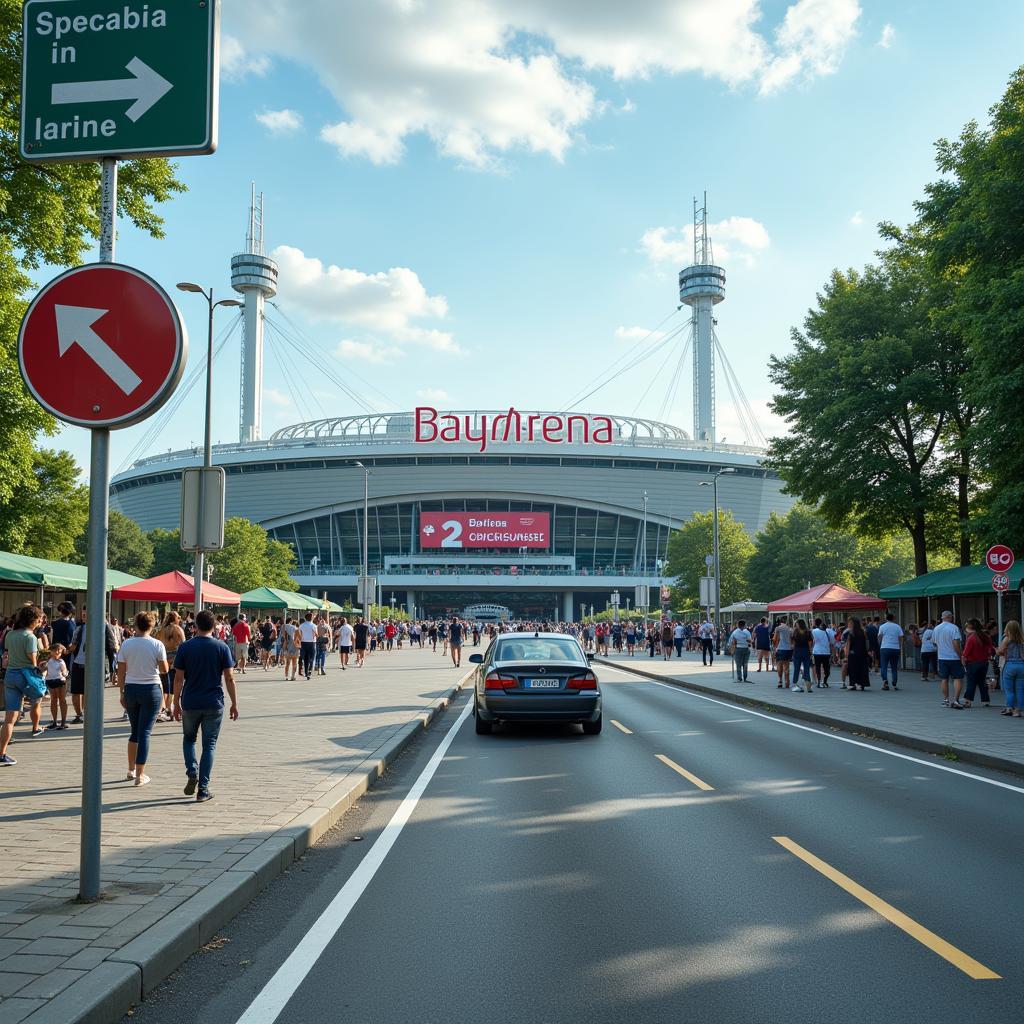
top-left (110, 407), bottom-right (795, 621)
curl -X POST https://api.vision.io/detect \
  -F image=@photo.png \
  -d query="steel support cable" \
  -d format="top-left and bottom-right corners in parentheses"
top-left (632, 330), bottom-right (691, 418)
top-left (713, 330), bottom-right (767, 446)
top-left (265, 321), bottom-right (316, 423)
top-left (655, 327), bottom-right (692, 422)
top-left (118, 314), bottom-right (243, 472)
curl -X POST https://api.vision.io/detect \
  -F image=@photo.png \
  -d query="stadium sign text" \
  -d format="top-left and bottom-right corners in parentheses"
top-left (414, 406), bottom-right (614, 453)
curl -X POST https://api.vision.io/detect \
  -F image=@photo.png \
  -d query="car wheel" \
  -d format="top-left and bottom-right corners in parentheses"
top-left (581, 715), bottom-right (602, 735)
top-left (475, 703), bottom-right (493, 735)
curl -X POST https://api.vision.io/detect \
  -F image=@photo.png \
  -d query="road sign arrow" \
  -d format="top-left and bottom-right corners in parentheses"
top-left (51, 57), bottom-right (173, 122)
top-left (55, 304), bottom-right (142, 395)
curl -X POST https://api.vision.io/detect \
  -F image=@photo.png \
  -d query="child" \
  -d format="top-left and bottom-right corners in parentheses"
top-left (46, 643), bottom-right (69, 730)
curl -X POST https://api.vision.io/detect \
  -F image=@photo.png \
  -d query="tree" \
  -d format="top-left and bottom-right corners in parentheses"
top-left (746, 504), bottom-right (916, 601)
top-left (911, 67), bottom-right (1024, 551)
top-left (664, 510), bottom-right (754, 609)
top-left (75, 510), bottom-right (153, 577)
top-left (766, 262), bottom-right (952, 576)
top-left (147, 527), bottom-right (190, 576)
top-left (0, 448), bottom-right (87, 559)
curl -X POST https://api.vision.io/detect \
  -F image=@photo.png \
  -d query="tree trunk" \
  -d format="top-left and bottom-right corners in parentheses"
top-left (911, 512), bottom-right (929, 577)
top-left (957, 447), bottom-right (972, 566)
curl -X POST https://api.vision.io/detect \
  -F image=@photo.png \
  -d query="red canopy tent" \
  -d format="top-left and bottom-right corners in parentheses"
top-left (767, 583), bottom-right (886, 614)
top-left (110, 570), bottom-right (241, 606)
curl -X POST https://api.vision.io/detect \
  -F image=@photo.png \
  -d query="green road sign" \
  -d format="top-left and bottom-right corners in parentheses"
top-left (20, 0), bottom-right (219, 162)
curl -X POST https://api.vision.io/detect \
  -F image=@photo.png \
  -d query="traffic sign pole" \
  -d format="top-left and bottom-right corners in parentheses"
top-left (79, 156), bottom-right (116, 903)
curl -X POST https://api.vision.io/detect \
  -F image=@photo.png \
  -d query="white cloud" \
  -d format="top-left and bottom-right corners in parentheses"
top-left (225, 1), bottom-right (863, 167)
top-left (616, 325), bottom-right (666, 341)
top-left (220, 35), bottom-right (270, 80)
top-left (878, 23), bottom-right (895, 48)
top-left (849, 210), bottom-right (864, 226)
top-left (256, 109), bottom-right (303, 135)
top-left (273, 245), bottom-right (460, 354)
top-left (336, 339), bottom-right (398, 364)
top-left (264, 387), bottom-right (293, 407)
top-left (641, 216), bottom-right (771, 268)
top-left (416, 388), bottom-right (450, 403)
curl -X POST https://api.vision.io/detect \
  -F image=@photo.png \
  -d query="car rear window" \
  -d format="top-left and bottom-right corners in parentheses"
top-left (495, 638), bottom-right (584, 663)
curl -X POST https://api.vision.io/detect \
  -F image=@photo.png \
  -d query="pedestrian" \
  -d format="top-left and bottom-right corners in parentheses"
top-left (428, 621), bottom-right (438, 652)
top-left (259, 617), bottom-right (276, 670)
top-left (673, 620), bottom-right (684, 658)
top-left (876, 612), bottom-right (904, 691)
top-left (67, 607), bottom-right (117, 724)
top-left (297, 611), bottom-right (317, 680)
top-left (844, 617), bottom-right (870, 691)
top-left (231, 615), bottom-right (251, 674)
top-left (353, 616), bottom-right (368, 667)
top-left (116, 612), bottom-right (169, 787)
top-left (920, 619), bottom-right (938, 680)
top-left (790, 619), bottom-right (812, 692)
top-left (866, 616), bottom-right (880, 673)
top-left (336, 616), bottom-right (354, 670)
top-left (660, 620), bottom-right (673, 661)
top-left (51, 602), bottom-right (76, 676)
top-left (997, 621), bottom-right (1024, 717)
top-left (449, 616), bottom-right (463, 668)
top-left (752, 617), bottom-right (772, 672)
top-left (698, 619), bottom-right (715, 665)
top-left (0, 605), bottom-right (48, 765)
top-left (773, 617), bottom-right (793, 688)
top-left (961, 618), bottom-right (993, 708)
top-left (315, 616), bottom-right (330, 675)
top-left (933, 610), bottom-right (966, 709)
top-left (172, 609), bottom-right (238, 802)
top-left (811, 617), bottom-right (832, 688)
top-left (282, 617), bottom-right (299, 680)
top-left (44, 643), bottom-right (69, 730)
top-left (157, 612), bottom-right (185, 722)
top-left (729, 619), bottom-right (752, 681)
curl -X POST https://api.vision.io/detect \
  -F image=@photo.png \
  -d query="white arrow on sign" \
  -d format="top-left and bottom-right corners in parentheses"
top-left (51, 57), bottom-right (173, 123)
top-left (55, 305), bottom-right (141, 395)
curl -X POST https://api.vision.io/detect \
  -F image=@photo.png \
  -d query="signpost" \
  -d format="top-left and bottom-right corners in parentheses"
top-left (20, 0), bottom-right (219, 162)
top-left (986, 546), bottom-right (1014, 639)
top-left (992, 575), bottom-right (1009, 592)
top-left (18, 0), bottom-right (220, 904)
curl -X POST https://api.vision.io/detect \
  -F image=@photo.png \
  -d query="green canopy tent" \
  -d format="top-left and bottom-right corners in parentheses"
top-left (0, 550), bottom-right (141, 592)
top-left (239, 587), bottom-right (316, 611)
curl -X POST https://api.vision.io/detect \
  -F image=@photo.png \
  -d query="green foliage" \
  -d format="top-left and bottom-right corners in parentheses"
top-left (664, 510), bottom-right (754, 608)
top-left (75, 510), bottom-right (153, 577)
top-left (911, 67), bottom-right (1024, 551)
top-left (746, 504), bottom-right (916, 600)
top-left (147, 527), bottom-right (189, 576)
top-left (0, 447), bottom-right (87, 559)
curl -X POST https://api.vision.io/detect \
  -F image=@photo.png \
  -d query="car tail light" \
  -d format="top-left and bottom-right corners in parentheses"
top-left (568, 670), bottom-right (598, 690)
top-left (485, 672), bottom-right (517, 690)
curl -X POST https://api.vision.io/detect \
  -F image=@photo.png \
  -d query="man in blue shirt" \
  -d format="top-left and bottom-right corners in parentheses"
top-left (173, 610), bottom-right (238, 803)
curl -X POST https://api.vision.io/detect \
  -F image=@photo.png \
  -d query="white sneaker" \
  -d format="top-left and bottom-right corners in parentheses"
top-left (125, 771), bottom-right (136, 781)
top-left (134, 774), bottom-right (151, 787)
top-left (792, 686), bottom-right (805, 693)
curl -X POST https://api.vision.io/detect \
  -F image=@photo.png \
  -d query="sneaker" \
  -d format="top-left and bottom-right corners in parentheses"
top-left (126, 771), bottom-right (137, 781)
top-left (58, 722), bottom-right (69, 730)
top-left (941, 699), bottom-right (950, 707)
top-left (134, 774), bottom-right (151, 787)
top-left (121, 712), bottom-right (129, 722)
top-left (31, 727), bottom-right (45, 737)
top-left (72, 716), bottom-right (83, 724)
top-left (0, 754), bottom-right (16, 766)
top-left (184, 776), bottom-right (198, 796)
top-left (792, 686), bottom-right (805, 693)
top-left (951, 701), bottom-right (965, 710)
top-left (46, 721), bottom-right (59, 730)
top-left (196, 790), bottom-right (213, 803)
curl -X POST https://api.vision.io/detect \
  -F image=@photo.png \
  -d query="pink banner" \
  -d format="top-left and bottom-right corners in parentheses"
top-left (420, 512), bottom-right (550, 549)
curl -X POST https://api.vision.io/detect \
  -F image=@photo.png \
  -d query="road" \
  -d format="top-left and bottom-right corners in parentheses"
top-left (123, 664), bottom-right (1023, 1024)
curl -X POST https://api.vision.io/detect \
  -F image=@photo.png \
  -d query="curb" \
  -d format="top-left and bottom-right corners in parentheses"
top-left (22, 669), bottom-right (474, 1024)
top-left (597, 659), bottom-right (1024, 779)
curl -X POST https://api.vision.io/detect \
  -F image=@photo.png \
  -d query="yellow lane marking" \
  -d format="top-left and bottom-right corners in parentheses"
top-left (610, 719), bottom-right (633, 734)
top-left (773, 836), bottom-right (1000, 980)
top-left (655, 754), bottom-right (714, 791)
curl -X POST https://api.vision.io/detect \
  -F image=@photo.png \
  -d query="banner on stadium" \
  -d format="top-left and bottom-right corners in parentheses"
top-left (420, 512), bottom-right (550, 549)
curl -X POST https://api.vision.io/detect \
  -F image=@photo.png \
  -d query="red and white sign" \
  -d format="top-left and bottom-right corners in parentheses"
top-left (420, 512), bottom-right (550, 549)
top-left (992, 574), bottom-right (1010, 593)
top-left (18, 263), bottom-right (187, 429)
top-left (985, 545), bottom-right (1015, 573)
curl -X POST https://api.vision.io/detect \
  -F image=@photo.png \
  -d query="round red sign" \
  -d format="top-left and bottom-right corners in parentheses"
top-left (18, 263), bottom-right (187, 429)
top-left (985, 545), bottom-right (1015, 574)
top-left (992, 574), bottom-right (1010, 592)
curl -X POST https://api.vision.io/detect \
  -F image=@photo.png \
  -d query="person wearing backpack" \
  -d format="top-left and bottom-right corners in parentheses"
top-left (1, 605), bottom-right (48, 765)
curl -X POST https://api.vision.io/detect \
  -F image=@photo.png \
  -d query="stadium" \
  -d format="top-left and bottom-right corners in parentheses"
top-left (110, 193), bottom-right (794, 620)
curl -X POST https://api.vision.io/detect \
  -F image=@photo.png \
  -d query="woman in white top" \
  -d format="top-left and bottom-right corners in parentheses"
top-left (115, 612), bottom-right (169, 787)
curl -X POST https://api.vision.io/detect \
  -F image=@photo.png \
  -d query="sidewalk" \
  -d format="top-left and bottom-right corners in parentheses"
top-left (597, 649), bottom-right (1024, 776)
top-left (0, 643), bottom-right (473, 1024)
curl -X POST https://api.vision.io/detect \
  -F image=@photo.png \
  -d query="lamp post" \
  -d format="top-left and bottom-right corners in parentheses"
top-left (699, 468), bottom-right (735, 652)
top-left (176, 284), bottom-right (243, 612)
top-left (353, 461), bottom-right (370, 609)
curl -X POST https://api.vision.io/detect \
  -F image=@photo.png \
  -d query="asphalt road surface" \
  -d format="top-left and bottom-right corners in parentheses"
top-left (124, 665), bottom-right (1023, 1024)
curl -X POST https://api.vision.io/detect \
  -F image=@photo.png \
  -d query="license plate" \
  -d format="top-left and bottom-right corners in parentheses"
top-left (526, 678), bottom-right (560, 689)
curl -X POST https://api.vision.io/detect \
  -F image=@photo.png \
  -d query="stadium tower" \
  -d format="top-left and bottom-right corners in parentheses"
top-left (677, 192), bottom-right (726, 445)
top-left (231, 185), bottom-right (278, 444)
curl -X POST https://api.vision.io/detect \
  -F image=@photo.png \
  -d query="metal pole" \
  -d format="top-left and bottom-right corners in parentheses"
top-left (194, 292), bottom-right (215, 613)
top-left (712, 477), bottom-right (721, 653)
top-left (641, 491), bottom-right (648, 634)
top-left (363, 468), bottom-right (369, 590)
top-left (997, 590), bottom-right (1004, 640)
top-left (80, 157), bottom-right (117, 903)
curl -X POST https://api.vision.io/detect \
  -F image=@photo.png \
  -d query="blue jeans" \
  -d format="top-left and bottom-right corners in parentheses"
top-left (181, 708), bottom-right (223, 791)
top-left (125, 684), bottom-right (162, 765)
top-left (879, 649), bottom-right (900, 685)
top-left (964, 662), bottom-right (990, 703)
top-left (314, 643), bottom-right (327, 672)
top-left (791, 648), bottom-right (811, 683)
top-left (1003, 661), bottom-right (1024, 710)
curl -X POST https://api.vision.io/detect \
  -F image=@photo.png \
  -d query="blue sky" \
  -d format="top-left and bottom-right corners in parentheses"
top-left (45, 0), bottom-right (1024, 475)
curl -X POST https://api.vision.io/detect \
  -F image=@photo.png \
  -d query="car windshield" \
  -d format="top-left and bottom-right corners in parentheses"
top-left (495, 638), bottom-right (584, 664)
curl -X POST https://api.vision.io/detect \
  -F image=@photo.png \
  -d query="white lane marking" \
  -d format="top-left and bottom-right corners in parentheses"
top-left (235, 697), bottom-right (473, 1024)
top-left (606, 667), bottom-right (1024, 796)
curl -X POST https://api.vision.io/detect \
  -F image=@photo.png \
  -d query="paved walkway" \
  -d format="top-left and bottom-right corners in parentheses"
top-left (597, 649), bottom-right (1024, 774)
top-left (0, 642), bottom-right (472, 1023)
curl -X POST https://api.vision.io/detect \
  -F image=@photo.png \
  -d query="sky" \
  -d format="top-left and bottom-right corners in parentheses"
top-left (41, 0), bottom-right (1024, 477)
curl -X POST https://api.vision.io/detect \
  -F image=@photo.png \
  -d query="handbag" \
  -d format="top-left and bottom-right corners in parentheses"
top-left (20, 668), bottom-right (49, 701)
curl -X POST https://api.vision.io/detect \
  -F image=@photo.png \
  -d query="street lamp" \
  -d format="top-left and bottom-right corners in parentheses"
top-left (176, 283), bottom-right (243, 612)
top-left (699, 468), bottom-right (736, 652)
top-left (353, 461), bottom-right (370, 609)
